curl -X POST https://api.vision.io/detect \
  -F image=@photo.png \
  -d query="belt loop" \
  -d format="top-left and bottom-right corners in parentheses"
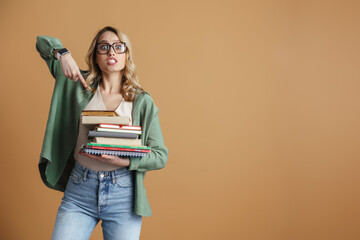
top-left (111, 171), bottom-right (115, 184)
top-left (83, 168), bottom-right (88, 181)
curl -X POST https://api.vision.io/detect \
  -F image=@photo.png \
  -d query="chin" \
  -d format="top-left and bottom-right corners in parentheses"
top-left (103, 68), bottom-right (123, 73)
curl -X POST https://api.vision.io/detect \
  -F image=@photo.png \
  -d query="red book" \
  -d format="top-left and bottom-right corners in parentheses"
top-left (88, 145), bottom-right (151, 153)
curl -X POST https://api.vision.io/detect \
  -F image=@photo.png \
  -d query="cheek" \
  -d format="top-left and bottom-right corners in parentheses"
top-left (120, 55), bottom-right (126, 67)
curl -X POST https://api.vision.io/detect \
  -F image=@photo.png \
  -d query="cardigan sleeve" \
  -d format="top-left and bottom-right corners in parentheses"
top-left (36, 35), bottom-right (64, 79)
top-left (128, 102), bottom-right (168, 172)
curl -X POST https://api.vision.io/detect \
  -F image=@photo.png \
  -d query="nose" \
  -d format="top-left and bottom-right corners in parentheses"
top-left (108, 46), bottom-right (116, 55)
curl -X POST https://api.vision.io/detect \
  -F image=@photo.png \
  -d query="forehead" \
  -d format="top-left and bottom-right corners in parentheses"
top-left (98, 31), bottom-right (120, 43)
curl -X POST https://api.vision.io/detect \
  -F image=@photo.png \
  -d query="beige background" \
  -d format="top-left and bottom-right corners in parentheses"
top-left (0, 0), bottom-right (359, 239)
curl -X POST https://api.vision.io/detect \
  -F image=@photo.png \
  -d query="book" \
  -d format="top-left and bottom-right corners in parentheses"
top-left (82, 110), bottom-right (117, 116)
top-left (87, 146), bottom-right (151, 153)
top-left (82, 115), bottom-right (131, 125)
top-left (88, 131), bottom-right (138, 139)
top-left (94, 127), bottom-right (142, 135)
top-left (98, 123), bottom-right (141, 131)
top-left (80, 145), bottom-right (147, 157)
top-left (87, 142), bottom-right (150, 150)
top-left (93, 137), bottom-right (142, 146)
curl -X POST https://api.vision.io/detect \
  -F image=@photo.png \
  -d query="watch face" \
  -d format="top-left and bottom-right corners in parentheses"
top-left (58, 48), bottom-right (69, 55)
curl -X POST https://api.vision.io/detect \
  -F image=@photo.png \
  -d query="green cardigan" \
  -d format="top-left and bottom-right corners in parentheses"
top-left (36, 35), bottom-right (168, 217)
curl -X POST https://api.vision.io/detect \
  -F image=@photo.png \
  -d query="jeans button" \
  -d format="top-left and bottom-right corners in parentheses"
top-left (100, 173), bottom-right (104, 178)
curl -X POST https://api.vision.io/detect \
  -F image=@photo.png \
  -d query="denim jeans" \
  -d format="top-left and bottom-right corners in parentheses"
top-left (51, 162), bottom-right (142, 240)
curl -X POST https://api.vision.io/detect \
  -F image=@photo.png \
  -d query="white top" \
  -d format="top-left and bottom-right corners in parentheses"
top-left (73, 86), bottom-right (133, 171)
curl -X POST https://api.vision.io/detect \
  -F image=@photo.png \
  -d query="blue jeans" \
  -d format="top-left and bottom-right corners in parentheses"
top-left (51, 162), bottom-right (142, 240)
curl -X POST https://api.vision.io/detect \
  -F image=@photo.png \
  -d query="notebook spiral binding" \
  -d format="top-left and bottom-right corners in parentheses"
top-left (83, 148), bottom-right (147, 157)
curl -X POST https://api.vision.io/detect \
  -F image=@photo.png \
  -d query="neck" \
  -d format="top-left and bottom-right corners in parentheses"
top-left (100, 71), bottom-right (123, 94)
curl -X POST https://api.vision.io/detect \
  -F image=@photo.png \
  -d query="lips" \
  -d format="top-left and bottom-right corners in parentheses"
top-left (107, 58), bottom-right (117, 64)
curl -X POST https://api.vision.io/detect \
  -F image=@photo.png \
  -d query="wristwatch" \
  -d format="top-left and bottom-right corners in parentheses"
top-left (56, 48), bottom-right (71, 60)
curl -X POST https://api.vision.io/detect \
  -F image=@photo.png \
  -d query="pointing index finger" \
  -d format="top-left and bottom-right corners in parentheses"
top-left (78, 71), bottom-right (88, 88)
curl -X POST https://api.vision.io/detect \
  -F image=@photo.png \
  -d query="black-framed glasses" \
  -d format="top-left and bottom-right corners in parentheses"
top-left (96, 42), bottom-right (127, 54)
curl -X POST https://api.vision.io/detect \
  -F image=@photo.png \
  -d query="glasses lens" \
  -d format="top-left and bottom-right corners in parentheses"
top-left (114, 43), bottom-right (125, 53)
top-left (97, 43), bottom-right (109, 54)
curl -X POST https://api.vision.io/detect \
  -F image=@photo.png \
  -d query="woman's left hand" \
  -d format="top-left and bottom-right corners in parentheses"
top-left (79, 152), bottom-right (130, 168)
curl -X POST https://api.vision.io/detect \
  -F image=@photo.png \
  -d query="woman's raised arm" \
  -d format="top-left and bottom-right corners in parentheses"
top-left (36, 35), bottom-right (87, 88)
top-left (36, 35), bottom-right (63, 79)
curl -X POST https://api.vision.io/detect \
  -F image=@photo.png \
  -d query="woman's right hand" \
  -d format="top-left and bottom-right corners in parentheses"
top-left (59, 53), bottom-right (88, 88)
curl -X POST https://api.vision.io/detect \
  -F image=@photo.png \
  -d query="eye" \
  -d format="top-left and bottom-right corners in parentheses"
top-left (100, 44), bottom-right (108, 50)
top-left (115, 43), bottom-right (123, 50)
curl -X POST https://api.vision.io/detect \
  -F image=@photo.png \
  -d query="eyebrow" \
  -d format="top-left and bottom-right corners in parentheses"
top-left (98, 40), bottom-right (122, 43)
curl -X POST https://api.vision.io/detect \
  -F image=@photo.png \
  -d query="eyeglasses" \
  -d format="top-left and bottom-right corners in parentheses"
top-left (96, 42), bottom-right (127, 54)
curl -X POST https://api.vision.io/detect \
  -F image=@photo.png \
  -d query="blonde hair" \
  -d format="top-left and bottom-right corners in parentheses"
top-left (84, 26), bottom-right (143, 101)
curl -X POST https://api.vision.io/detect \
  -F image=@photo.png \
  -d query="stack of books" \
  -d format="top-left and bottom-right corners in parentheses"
top-left (79, 110), bottom-right (150, 157)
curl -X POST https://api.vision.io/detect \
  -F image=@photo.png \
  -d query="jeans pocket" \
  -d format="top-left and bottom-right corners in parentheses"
top-left (69, 170), bottom-right (83, 184)
top-left (115, 171), bottom-right (132, 188)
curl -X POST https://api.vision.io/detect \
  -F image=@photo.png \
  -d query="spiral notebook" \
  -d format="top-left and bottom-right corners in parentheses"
top-left (80, 145), bottom-right (148, 157)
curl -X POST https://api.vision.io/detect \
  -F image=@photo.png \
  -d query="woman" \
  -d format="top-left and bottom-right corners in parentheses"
top-left (36, 26), bottom-right (168, 240)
